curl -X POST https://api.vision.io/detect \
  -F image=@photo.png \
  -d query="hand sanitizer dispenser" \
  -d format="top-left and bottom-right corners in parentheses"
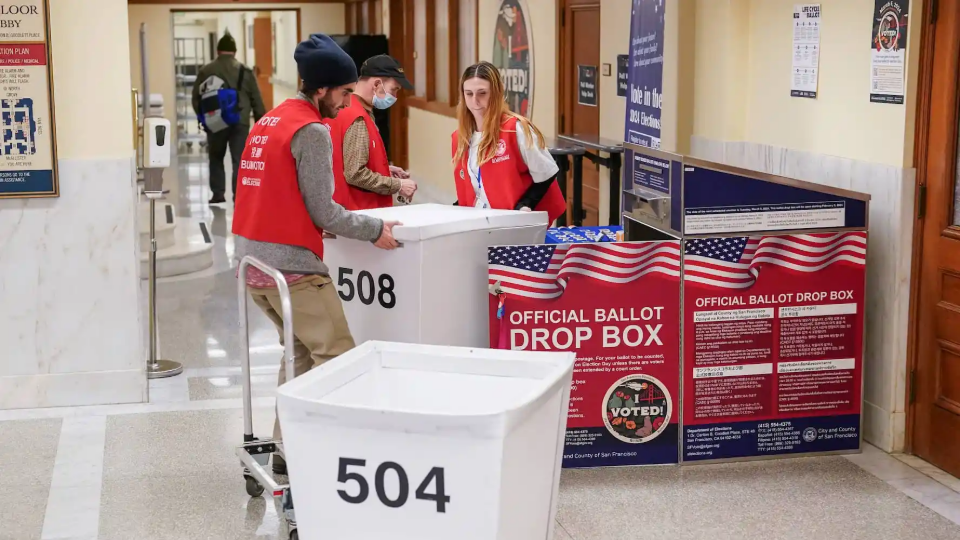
top-left (143, 117), bottom-right (171, 169)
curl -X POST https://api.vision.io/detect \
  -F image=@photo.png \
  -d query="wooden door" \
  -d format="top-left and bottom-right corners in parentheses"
top-left (912, 1), bottom-right (960, 479)
top-left (560, 0), bottom-right (601, 226)
top-left (253, 17), bottom-right (274, 111)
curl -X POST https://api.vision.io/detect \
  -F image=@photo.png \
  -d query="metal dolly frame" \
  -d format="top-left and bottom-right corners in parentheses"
top-left (236, 256), bottom-right (298, 540)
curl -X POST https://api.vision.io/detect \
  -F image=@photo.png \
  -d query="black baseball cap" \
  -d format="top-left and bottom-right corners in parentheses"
top-left (360, 55), bottom-right (414, 91)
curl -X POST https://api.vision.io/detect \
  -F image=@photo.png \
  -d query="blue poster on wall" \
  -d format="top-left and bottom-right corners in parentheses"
top-left (623, 0), bottom-right (665, 149)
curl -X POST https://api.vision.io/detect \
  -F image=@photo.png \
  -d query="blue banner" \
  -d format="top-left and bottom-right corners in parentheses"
top-left (623, 0), bottom-right (665, 148)
top-left (683, 165), bottom-right (869, 234)
top-left (0, 169), bottom-right (55, 195)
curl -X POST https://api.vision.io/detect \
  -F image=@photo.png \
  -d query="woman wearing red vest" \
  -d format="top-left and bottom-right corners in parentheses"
top-left (451, 61), bottom-right (565, 222)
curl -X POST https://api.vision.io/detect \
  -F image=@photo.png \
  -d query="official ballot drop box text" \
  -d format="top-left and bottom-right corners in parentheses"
top-left (277, 341), bottom-right (576, 540)
top-left (324, 204), bottom-right (550, 348)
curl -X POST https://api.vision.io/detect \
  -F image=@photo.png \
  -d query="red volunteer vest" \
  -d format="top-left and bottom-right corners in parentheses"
top-left (232, 99), bottom-right (326, 260)
top-left (327, 98), bottom-right (393, 210)
top-left (451, 116), bottom-right (566, 223)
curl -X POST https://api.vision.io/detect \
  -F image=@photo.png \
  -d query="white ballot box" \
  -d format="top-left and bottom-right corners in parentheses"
top-left (277, 341), bottom-right (575, 540)
top-left (324, 204), bottom-right (549, 347)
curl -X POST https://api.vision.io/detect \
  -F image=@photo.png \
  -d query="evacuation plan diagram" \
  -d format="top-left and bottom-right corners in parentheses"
top-left (0, 98), bottom-right (36, 156)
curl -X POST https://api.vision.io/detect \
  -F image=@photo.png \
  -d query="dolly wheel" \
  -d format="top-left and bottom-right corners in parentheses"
top-left (244, 475), bottom-right (264, 497)
top-left (289, 530), bottom-right (298, 540)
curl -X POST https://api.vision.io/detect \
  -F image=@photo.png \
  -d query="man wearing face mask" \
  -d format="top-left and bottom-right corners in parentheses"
top-left (327, 54), bottom-right (417, 210)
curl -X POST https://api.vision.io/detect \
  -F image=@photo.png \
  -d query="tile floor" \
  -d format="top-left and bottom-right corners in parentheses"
top-left (1, 150), bottom-right (959, 539)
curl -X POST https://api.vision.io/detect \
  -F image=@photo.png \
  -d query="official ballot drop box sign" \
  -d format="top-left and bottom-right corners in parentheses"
top-left (276, 341), bottom-right (576, 540)
top-left (324, 204), bottom-right (550, 348)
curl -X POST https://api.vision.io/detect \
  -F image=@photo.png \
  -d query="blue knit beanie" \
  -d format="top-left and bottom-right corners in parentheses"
top-left (294, 34), bottom-right (358, 89)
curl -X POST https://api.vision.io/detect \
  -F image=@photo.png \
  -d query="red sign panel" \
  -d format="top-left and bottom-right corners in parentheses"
top-left (488, 241), bottom-right (682, 467)
top-left (682, 232), bottom-right (866, 461)
top-left (0, 44), bottom-right (47, 66)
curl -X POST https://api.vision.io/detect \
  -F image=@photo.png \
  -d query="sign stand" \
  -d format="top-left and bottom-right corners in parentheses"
top-left (139, 23), bottom-right (182, 380)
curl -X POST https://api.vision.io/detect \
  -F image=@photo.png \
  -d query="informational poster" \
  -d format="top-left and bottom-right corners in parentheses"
top-left (616, 54), bottom-right (629, 97)
top-left (0, 0), bottom-right (57, 199)
top-left (488, 241), bottom-right (682, 467)
top-left (493, 0), bottom-right (534, 116)
top-left (870, 0), bottom-right (909, 104)
top-left (791, 4), bottom-right (821, 99)
top-left (623, 0), bottom-right (665, 149)
top-left (577, 65), bottom-right (598, 106)
top-left (681, 232), bottom-right (866, 462)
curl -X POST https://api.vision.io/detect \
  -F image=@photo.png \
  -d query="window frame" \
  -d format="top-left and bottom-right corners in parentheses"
top-left (405, 0), bottom-right (478, 118)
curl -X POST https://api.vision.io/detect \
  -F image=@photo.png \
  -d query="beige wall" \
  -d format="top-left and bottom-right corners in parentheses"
top-left (693, 0), bottom-right (923, 168)
top-left (407, 109), bottom-right (458, 201)
top-left (128, 3), bottom-right (344, 142)
top-left (692, 0), bottom-right (750, 143)
top-left (55, 0), bottom-right (134, 159)
top-left (272, 10), bottom-right (300, 105)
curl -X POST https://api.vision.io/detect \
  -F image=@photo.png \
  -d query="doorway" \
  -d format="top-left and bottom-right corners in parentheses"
top-left (910, 3), bottom-right (960, 479)
top-left (252, 15), bottom-right (274, 111)
top-left (558, 0), bottom-right (601, 226)
top-left (171, 9), bottom-right (300, 153)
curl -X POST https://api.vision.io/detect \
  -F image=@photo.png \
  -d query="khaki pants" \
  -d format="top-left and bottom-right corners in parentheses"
top-left (250, 275), bottom-right (356, 440)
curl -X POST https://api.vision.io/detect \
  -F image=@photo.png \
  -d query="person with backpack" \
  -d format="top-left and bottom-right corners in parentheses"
top-left (192, 33), bottom-right (267, 204)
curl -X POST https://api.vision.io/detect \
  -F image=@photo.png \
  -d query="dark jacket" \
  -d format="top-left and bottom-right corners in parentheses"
top-left (191, 54), bottom-right (266, 126)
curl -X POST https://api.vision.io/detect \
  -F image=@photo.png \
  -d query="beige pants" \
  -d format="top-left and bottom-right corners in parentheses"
top-left (250, 274), bottom-right (356, 439)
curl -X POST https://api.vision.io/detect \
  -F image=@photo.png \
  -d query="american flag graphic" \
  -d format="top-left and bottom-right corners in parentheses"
top-left (488, 242), bottom-right (681, 300)
top-left (683, 232), bottom-right (867, 289)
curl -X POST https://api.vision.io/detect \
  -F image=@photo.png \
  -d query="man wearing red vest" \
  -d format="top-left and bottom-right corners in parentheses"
top-left (232, 34), bottom-right (401, 475)
top-left (327, 55), bottom-right (417, 209)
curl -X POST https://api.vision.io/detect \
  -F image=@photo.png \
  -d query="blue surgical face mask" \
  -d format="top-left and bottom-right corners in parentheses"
top-left (372, 81), bottom-right (397, 109)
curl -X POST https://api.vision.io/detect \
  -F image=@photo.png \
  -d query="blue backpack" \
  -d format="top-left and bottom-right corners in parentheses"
top-left (197, 68), bottom-right (246, 133)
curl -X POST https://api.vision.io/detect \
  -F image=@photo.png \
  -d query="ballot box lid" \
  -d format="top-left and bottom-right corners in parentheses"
top-left (276, 341), bottom-right (575, 436)
top-left (354, 204), bottom-right (549, 242)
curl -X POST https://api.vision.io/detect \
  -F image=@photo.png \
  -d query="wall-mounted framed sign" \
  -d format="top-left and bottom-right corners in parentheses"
top-left (578, 65), bottom-right (598, 106)
top-left (493, 0), bottom-right (534, 118)
top-left (0, 0), bottom-right (58, 199)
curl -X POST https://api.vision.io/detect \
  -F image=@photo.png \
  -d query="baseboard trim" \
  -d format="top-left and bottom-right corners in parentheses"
top-left (0, 369), bottom-right (146, 410)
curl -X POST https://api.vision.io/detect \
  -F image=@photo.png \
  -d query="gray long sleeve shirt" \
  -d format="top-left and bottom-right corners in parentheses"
top-left (235, 95), bottom-right (384, 276)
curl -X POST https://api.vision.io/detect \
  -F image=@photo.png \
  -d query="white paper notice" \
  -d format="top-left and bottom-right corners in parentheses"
top-left (791, 4), bottom-right (821, 99)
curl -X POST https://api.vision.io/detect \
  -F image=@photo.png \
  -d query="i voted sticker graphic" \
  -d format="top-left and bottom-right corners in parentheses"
top-left (602, 374), bottom-right (671, 444)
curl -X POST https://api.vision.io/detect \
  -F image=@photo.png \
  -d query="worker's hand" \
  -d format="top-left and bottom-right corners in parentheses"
top-left (374, 220), bottom-right (402, 250)
top-left (399, 178), bottom-right (418, 198)
top-left (390, 165), bottom-right (410, 179)
top-left (518, 206), bottom-right (532, 212)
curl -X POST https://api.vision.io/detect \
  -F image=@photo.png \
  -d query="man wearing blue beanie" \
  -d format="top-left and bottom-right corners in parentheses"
top-left (232, 33), bottom-right (402, 475)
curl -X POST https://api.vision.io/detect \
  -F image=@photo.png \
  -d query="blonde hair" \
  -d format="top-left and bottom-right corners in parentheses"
top-left (453, 61), bottom-right (546, 166)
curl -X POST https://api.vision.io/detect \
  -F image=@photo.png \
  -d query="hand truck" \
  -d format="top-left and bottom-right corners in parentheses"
top-left (236, 255), bottom-right (299, 540)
